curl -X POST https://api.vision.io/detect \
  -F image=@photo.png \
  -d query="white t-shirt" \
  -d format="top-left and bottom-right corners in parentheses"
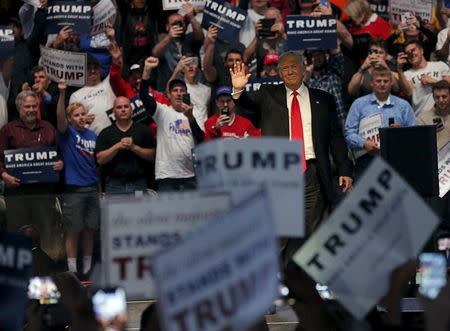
top-left (404, 61), bottom-right (450, 114)
top-left (152, 103), bottom-right (196, 180)
top-left (69, 76), bottom-right (116, 135)
top-left (436, 28), bottom-right (450, 63)
top-left (239, 9), bottom-right (265, 47)
top-left (186, 82), bottom-right (210, 131)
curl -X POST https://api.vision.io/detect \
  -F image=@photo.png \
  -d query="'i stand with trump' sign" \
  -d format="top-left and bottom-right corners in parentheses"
top-left (293, 157), bottom-right (440, 319)
top-left (194, 137), bottom-right (304, 237)
top-left (152, 188), bottom-right (279, 331)
top-left (101, 191), bottom-right (232, 299)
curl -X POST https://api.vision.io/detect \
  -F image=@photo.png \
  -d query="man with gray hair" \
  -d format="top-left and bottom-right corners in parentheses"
top-left (0, 90), bottom-right (63, 251)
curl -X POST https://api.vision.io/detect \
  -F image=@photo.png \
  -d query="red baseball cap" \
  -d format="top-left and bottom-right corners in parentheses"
top-left (263, 53), bottom-right (279, 65)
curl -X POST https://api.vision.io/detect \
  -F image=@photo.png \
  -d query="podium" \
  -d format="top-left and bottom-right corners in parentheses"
top-left (379, 125), bottom-right (438, 198)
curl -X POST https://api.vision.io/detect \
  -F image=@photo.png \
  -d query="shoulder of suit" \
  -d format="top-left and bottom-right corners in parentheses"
top-left (307, 86), bottom-right (334, 101)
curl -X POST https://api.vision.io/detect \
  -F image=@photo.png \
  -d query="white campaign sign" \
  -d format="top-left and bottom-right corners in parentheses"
top-left (163, 0), bottom-right (206, 11)
top-left (101, 191), bottom-right (232, 300)
top-left (152, 189), bottom-right (279, 331)
top-left (437, 141), bottom-right (450, 197)
top-left (293, 157), bottom-right (439, 319)
top-left (90, 0), bottom-right (116, 36)
top-left (354, 113), bottom-right (383, 158)
top-left (389, 0), bottom-right (433, 25)
top-left (194, 138), bottom-right (304, 237)
top-left (39, 46), bottom-right (87, 87)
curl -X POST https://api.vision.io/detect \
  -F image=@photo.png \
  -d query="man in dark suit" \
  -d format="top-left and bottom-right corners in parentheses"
top-left (231, 51), bottom-right (353, 241)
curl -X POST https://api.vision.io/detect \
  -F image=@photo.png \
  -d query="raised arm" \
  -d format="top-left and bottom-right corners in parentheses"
top-left (56, 80), bottom-right (68, 133)
top-left (203, 25), bottom-right (219, 83)
top-left (140, 57), bottom-right (160, 117)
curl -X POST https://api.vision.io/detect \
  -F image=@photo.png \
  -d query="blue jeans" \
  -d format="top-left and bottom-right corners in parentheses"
top-left (104, 177), bottom-right (147, 195)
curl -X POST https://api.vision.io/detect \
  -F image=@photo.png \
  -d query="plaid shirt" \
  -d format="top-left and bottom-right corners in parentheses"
top-left (309, 53), bottom-right (346, 127)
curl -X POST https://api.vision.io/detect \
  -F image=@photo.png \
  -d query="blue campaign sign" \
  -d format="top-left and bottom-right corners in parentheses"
top-left (286, 15), bottom-right (337, 51)
top-left (201, 0), bottom-right (247, 43)
top-left (245, 76), bottom-right (284, 93)
top-left (0, 26), bottom-right (15, 57)
top-left (44, 1), bottom-right (92, 35)
top-left (4, 147), bottom-right (59, 184)
top-left (0, 231), bottom-right (32, 331)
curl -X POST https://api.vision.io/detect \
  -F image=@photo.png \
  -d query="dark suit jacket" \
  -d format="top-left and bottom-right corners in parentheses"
top-left (235, 84), bottom-right (353, 203)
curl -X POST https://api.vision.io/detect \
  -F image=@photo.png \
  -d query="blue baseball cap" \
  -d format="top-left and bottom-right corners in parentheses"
top-left (215, 86), bottom-right (232, 99)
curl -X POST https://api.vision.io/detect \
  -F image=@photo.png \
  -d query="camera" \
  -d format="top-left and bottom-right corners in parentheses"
top-left (221, 107), bottom-right (230, 116)
top-left (172, 20), bottom-right (183, 27)
top-left (259, 18), bottom-right (276, 37)
top-left (368, 49), bottom-right (379, 55)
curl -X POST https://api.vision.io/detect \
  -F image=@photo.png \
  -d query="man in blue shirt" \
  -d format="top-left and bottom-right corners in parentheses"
top-left (345, 66), bottom-right (416, 180)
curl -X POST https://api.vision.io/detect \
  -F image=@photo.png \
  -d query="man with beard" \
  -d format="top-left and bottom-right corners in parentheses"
top-left (0, 90), bottom-right (63, 235)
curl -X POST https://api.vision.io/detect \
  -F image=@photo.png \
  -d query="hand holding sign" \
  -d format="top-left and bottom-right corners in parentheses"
top-left (182, 2), bottom-right (196, 18)
top-left (363, 139), bottom-right (380, 152)
top-left (58, 80), bottom-right (67, 92)
top-left (1, 172), bottom-right (20, 187)
top-left (230, 62), bottom-right (251, 91)
top-left (53, 160), bottom-right (64, 171)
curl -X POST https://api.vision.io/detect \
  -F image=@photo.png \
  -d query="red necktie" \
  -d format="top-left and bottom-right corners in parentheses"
top-left (291, 91), bottom-right (307, 172)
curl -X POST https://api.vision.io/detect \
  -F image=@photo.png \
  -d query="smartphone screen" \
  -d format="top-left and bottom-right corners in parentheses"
top-left (92, 288), bottom-right (127, 327)
top-left (438, 237), bottom-right (450, 251)
top-left (320, 0), bottom-right (330, 7)
top-left (418, 253), bottom-right (447, 299)
top-left (28, 277), bottom-right (61, 304)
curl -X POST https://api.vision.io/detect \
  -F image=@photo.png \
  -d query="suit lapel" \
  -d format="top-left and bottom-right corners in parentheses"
top-left (275, 84), bottom-right (289, 136)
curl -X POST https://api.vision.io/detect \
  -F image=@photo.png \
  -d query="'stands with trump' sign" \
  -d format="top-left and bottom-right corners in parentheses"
top-left (201, 0), bottom-right (247, 43)
top-left (4, 147), bottom-right (59, 184)
top-left (40, 46), bottom-right (87, 87)
top-left (90, 0), bottom-right (116, 36)
top-left (293, 157), bottom-right (439, 319)
top-left (101, 191), bottom-right (232, 300)
top-left (163, 0), bottom-right (206, 11)
top-left (152, 189), bottom-right (279, 331)
top-left (194, 137), bottom-right (304, 237)
top-left (286, 15), bottom-right (337, 50)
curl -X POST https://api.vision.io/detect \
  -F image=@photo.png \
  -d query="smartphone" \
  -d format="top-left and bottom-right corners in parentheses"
top-left (418, 253), bottom-right (447, 299)
top-left (388, 117), bottom-right (395, 125)
top-left (320, 0), bottom-right (330, 7)
top-left (28, 277), bottom-right (61, 304)
top-left (221, 107), bottom-right (230, 116)
top-left (401, 12), bottom-right (411, 24)
top-left (186, 57), bottom-right (199, 66)
top-left (182, 93), bottom-right (191, 105)
top-left (259, 18), bottom-right (276, 37)
top-left (92, 287), bottom-right (127, 327)
top-left (368, 49), bottom-right (379, 55)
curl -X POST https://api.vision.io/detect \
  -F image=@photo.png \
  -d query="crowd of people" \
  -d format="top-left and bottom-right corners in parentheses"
top-left (1, 0), bottom-right (450, 329)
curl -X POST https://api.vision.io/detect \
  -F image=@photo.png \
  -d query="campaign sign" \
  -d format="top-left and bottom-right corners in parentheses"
top-left (44, 1), bottom-right (92, 35)
top-left (0, 26), bottom-right (14, 57)
top-left (163, 0), bottom-right (206, 11)
top-left (293, 157), bottom-right (440, 319)
top-left (194, 137), bottom-right (304, 237)
top-left (201, 0), bottom-right (247, 43)
top-left (152, 189), bottom-right (279, 331)
top-left (90, 0), bottom-right (116, 36)
top-left (106, 95), bottom-right (149, 123)
top-left (437, 141), bottom-right (450, 198)
top-left (354, 113), bottom-right (383, 159)
top-left (101, 191), bottom-right (232, 299)
top-left (40, 45), bottom-right (87, 87)
top-left (286, 15), bottom-right (337, 51)
top-left (389, 0), bottom-right (433, 25)
top-left (0, 232), bottom-right (32, 331)
top-left (4, 147), bottom-right (59, 184)
top-left (244, 76), bottom-right (284, 93)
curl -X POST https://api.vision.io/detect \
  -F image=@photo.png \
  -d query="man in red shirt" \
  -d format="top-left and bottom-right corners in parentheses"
top-left (205, 86), bottom-right (260, 140)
